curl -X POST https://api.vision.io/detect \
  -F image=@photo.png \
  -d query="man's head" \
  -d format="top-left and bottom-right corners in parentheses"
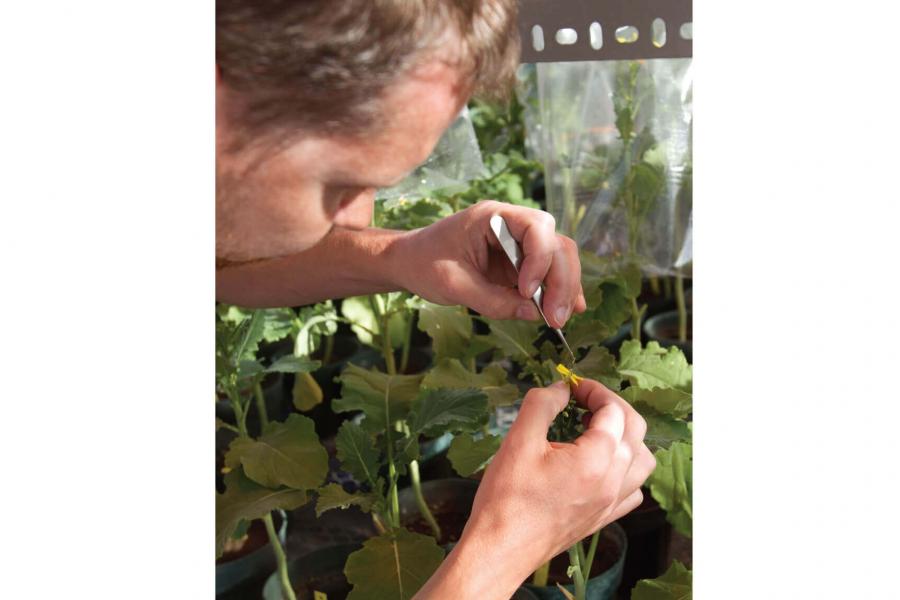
top-left (216, 0), bottom-right (520, 263)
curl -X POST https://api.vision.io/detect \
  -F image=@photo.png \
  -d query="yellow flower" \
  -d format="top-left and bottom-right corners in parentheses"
top-left (556, 363), bottom-right (583, 386)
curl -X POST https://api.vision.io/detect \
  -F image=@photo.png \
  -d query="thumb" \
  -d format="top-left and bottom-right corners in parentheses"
top-left (507, 381), bottom-right (570, 451)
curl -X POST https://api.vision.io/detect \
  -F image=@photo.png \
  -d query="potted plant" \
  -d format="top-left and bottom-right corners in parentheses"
top-left (215, 307), bottom-right (331, 600)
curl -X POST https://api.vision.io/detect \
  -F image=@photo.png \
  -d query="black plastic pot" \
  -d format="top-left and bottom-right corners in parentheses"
top-left (216, 510), bottom-right (287, 597)
top-left (262, 543), bottom-right (361, 600)
top-left (615, 492), bottom-right (672, 593)
top-left (523, 522), bottom-right (627, 600)
top-left (399, 478), bottom-right (479, 547)
top-left (643, 310), bottom-right (692, 362)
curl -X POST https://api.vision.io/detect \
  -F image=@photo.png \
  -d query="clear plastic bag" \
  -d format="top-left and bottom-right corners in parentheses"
top-left (521, 59), bottom-right (693, 276)
top-left (376, 106), bottom-right (485, 201)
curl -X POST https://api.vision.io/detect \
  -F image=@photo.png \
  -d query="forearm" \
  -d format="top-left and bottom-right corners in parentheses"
top-left (216, 226), bottom-right (408, 307)
top-left (414, 524), bottom-right (532, 600)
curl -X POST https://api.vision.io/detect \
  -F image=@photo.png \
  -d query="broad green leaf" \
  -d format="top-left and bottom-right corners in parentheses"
top-left (335, 421), bottom-right (381, 488)
top-left (344, 529), bottom-right (445, 600)
top-left (215, 469), bottom-right (309, 558)
top-left (341, 296), bottom-right (380, 347)
top-left (237, 359), bottom-right (265, 381)
top-left (575, 345), bottom-right (623, 390)
top-left (342, 295), bottom-right (407, 348)
top-left (292, 371), bottom-right (324, 411)
top-left (225, 414), bottom-right (328, 490)
top-left (649, 441), bottom-right (692, 537)
top-left (408, 388), bottom-right (488, 438)
top-left (266, 354), bottom-right (320, 374)
top-left (564, 313), bottom-right (612, 351)
top-left (259, 308), bottom-right (296, 343)
top-left (315, 483), bottom-right (375, 517)
top-left (618, 341), bottom-right (692, 391)
top-left (592, 281), bottom-right (632, 332)
top-left (621, 386), bottom-right (692, 419)
top-left (483, 318), bottom-right (541, 361)
top-left (639, 409), bottom-right (692, 450)
top-left (631, 560), bottom-right (692, 600)
top-left (416, 301), bottom-right (472, 359)
top-left (447, 433), bottom-right (501, 476)
top-left (334, 364), bottom-right (424, 431)
top-left (422, 359), bottom-right (519, 408)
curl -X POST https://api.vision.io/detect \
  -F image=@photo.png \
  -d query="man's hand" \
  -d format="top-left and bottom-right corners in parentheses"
top-left (393, 200), bottom-right (586, 328)
top-left (415, 378), bottom-right (655, 599)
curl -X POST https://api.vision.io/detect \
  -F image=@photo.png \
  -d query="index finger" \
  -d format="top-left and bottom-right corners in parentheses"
top-left (482, 202), bottom-right (559, 299)
top-left (572, 377), bottom-right (622, 413)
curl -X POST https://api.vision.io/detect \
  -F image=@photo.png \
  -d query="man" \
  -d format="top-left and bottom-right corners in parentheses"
top-left (216, 1), bottom-right (655, 598)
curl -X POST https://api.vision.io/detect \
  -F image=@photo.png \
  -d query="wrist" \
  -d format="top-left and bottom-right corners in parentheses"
top-left (380, 227), bottom-right (418, 292)
top-left (416, 516), bottom-right (534, 599)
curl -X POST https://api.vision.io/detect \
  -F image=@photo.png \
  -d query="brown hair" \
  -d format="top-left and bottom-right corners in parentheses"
top-left (217, 0), bottom-right (520, 146)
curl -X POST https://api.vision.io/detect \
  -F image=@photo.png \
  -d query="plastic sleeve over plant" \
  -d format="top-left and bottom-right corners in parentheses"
top-left (518, 59), bottom-right (693, 278)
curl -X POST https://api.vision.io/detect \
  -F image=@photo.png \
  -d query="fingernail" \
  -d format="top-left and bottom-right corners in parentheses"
top-left (516, 304), bottom-right (532, 319)
top-left (555, 306), bottom-right (568, 325)
top-left (526, 281), bottom-right (540, 297)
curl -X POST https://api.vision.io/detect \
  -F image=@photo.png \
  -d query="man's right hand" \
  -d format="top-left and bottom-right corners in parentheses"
top-left (415, 378), bottom-right (655, 599)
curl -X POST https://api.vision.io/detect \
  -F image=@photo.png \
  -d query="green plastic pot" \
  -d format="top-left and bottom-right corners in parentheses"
top-left (262, 543), bottom-right (360, 600)
top-left (522, 522), bottom-right (628, 600)
top-left (216, 510), bottom-right (287, 597)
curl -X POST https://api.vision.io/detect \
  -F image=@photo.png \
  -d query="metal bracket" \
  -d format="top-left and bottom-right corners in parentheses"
top-left (518, 0), bottom-right (692, 63)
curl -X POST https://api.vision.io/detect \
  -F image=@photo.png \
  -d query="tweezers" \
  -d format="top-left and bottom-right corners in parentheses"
top-left (489, 214), bottom-right (577, 364)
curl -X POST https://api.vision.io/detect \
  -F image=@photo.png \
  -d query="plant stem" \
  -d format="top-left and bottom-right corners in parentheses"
top-left (264, 513), bottom-right (297, 600)
top-left (675, 273), bottom-right (687, 343)
top-left (567, 545), bottom-right (587, 600)
top-left (663, 276), bottom-right (673, 300)
top-left (532, 560), bottom-right (551, 587)
top-left (630, 297), bottom-right (646, 341)
top-left (400, 312), bottom-right (415, 374)
top-left (253, 382), bottom-right (269, 429)
top-left (583, 529), bottom-right (601, 582)
top-left (323, 334), bottom-right (335, 365)
top-left (648, 275), bottom-right (661, 296)
top-left (575, 541), bottom-right (587, 579)
top-left (409, 459), bottom-right (441, 540)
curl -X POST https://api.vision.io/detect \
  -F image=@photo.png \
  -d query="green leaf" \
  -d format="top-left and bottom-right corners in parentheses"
top-left (639, 409), bottom-right (692, 450)
top-left (621, 386), bottom-right (692, 419)
top-left (564, 313), bottom-right (612, 351)
top-left (648, 441), bottom-right (692, 537)
top-left (483, 318), bottom-right (541, 361)
top-left (334, 364), bottom-right (424, 432)
top-left (342, 295), bottom-right (407, 348)
top-left (575, 345), bottom-right (623, 390)
top-left (415, 301), bottom-right (472, 359)
top-left (294, 301), bottom-right (339, 356)
top-left (292, 371), bottom-right (324, 412)
top-left (335, 421), bottom-right (381, 488)
top-left (266, 354), bottom-right (321, 374)
top-left (408, 388), bottom-right (488, 438)
top-left (344, 529), bottom-right (445, 600)
top-left (631, 560), bottom-right (692, 600)
top-left (341, 296), bottom-right (380, 347)
top-left (215, 469), bottom-right (309, 558)
top-left (224, 414), bottom-right (329, 490)
top-left (422, 359), bottom-right (519, 408)
top-left (315, 483), bottom-right (375, 517)
top-left (592, 281), bottom-right (632, 332)
top-left (618, 341), bottom-right (692, 391)
top-left (447, 433), bottom-right (501, 476)
top-left (258, 308), bottom-right (296, 343)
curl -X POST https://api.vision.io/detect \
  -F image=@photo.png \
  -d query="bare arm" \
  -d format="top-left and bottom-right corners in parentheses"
top-left (216, 226), bottom-right (406, 307)
top-left (217, 201), bottom-right (587, 328)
